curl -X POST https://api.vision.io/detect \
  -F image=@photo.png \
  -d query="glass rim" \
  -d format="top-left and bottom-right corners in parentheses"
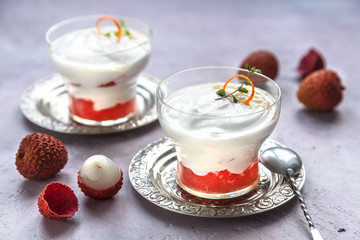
top-left (156, 66), bottom-right (281, 119)
top-left (45, 14), bottom-right (152, 54)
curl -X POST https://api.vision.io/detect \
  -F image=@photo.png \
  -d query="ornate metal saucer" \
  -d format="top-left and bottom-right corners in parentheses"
top-left (20, 73), bottom-right (159, 134)
top-left (129, 138), bottom-right (305, 218)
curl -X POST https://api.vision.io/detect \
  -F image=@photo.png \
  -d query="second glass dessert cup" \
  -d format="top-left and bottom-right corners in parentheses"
top-left (157, 67), bottom-right (281, 199)
top-left (46, 15), bottom-right (152, 126)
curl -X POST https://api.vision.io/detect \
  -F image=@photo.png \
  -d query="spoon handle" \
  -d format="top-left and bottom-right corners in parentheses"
top-left (311, 228), bottom-right (324, 240)
top-left (287, 169), bottom-right (323, 240)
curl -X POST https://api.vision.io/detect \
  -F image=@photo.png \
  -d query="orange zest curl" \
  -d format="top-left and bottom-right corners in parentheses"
top-left (222, 75), bottom-right (255, 104)
top-left (96, 16), bottom-right (122, 41)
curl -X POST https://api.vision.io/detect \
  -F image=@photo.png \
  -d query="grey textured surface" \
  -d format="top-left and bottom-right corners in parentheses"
top-left (1, 0), bottom-right (359, 239)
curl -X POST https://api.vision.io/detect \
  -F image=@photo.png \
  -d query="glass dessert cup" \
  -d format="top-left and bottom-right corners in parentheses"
top-left (46, 15), bottom-right (152, 126)
top-left (157, 67), bottom-right (281, 199)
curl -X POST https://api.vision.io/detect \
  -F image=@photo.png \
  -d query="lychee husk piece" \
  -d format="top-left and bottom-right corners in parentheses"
top-left (78, 169), bottom-right (123, 200)
top-left (38, 182), bottom-right (78, 219)
top-left (15, 133), bottom-right (68, 180)
top-left (297, 69), bottom-right (344, 110)
top-left (240, 50), bottom-right (279, 80)
top-left (297, 48), bottom-right (325, 76)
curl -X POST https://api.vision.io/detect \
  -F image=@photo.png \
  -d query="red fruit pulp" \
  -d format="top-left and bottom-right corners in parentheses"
top-left (98, 81), bottom-right (116, 88)
top-left (69, 96), bottom-right (136, 121)
top-left (177, 159), bottom-right (259, 194)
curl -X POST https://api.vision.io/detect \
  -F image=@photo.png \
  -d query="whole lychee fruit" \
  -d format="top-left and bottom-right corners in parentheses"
top-left (240, 50), bottom-right (279, 80)
top-left (78, 155), bottom-right (123, 200)
top-left (297, 69), bottom-right (344, 110)
top-left (297, 48), bottom-right (325, 76)
top-left (38, 182), bottom-right (78, 219)
top-left (15, 133), bottom-right (68, 180)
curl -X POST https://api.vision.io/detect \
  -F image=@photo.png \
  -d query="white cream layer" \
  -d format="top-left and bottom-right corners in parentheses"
top-left (159, 83), bottom-right (279, 176)
top-left (50, 27), bottom-right (151, 110)
top-left (79, 155), bottom-right (121, 190)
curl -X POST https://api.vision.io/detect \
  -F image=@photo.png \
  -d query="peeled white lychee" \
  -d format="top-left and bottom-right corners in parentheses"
top-left (77, 155), bottom-right (123, 200)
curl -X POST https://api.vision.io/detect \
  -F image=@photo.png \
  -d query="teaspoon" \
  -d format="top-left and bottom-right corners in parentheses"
top-left (260, 147), bottom-right (323, 240)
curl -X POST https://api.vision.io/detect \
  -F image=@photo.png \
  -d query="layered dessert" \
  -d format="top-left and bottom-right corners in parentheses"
top-left (158, 74), bottom-right (280, 198)
top-left (47, 16), bottom-right (151, 125)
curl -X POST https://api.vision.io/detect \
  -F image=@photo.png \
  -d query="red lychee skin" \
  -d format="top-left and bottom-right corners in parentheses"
top-left (297, 69), bottom-right (344, 110)
top-left (297, 48), bottom-right (325, 76)
top-left (15, 133), bottom-right (68, 180)
top-left (38, 182), bottom-right (78, 219)
top-left (77, 169), bottom-right (123, 200)
top-left (240, 50), bottom-right (279, 80)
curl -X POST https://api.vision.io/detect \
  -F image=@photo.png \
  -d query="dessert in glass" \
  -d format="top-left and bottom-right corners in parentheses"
top-left (46, 15), bottom-right (152, 126)
top-left (157, 66), bottom-right (281, 199)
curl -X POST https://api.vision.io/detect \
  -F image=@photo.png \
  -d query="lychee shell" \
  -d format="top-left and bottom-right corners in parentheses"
top-left (38, 182), bottom-right (78, 219)
top-left (297, 48), bottom-right (325, 76)
top-left (77, 169), bottom-right (123, 200)
top-left (15, 133), bottom-right (68, 180)
top-left (240, 50), bottom-right (279, 80)
top-left (297, 69), bottom-right (344, 110)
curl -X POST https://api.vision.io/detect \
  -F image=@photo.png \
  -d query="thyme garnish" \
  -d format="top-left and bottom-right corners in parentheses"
top-left (215, 64), bottom-right (261, 103)
top-left (104, 19), bottom-right (131, 38)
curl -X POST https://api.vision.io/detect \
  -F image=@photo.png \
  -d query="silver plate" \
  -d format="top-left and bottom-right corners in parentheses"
top-left (129, 138), bottom-right (306, 218)
top-left (20, 73), bottom-right (159, 134)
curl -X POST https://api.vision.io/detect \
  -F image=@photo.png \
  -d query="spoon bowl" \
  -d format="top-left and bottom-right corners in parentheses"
top-left (260, 147), bottom-right (302, 176)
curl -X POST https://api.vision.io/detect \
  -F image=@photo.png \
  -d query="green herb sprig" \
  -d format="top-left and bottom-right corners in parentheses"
top-left (104, 19), bottom-right (131, 39)
top-left (245, 63), bottom-right (262, 76)
top-left (215, 85), bottom-right (247, 101)
top-left (215, 64), bottom-right (261, 103)
top-left (120, 19), bottom-right (131, 36)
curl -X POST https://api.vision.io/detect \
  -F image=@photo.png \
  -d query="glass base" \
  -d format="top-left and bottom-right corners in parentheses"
top-left (71, 112), bottom-right (136, 127)
top-left (176, 175), bottom-right (260, 199)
